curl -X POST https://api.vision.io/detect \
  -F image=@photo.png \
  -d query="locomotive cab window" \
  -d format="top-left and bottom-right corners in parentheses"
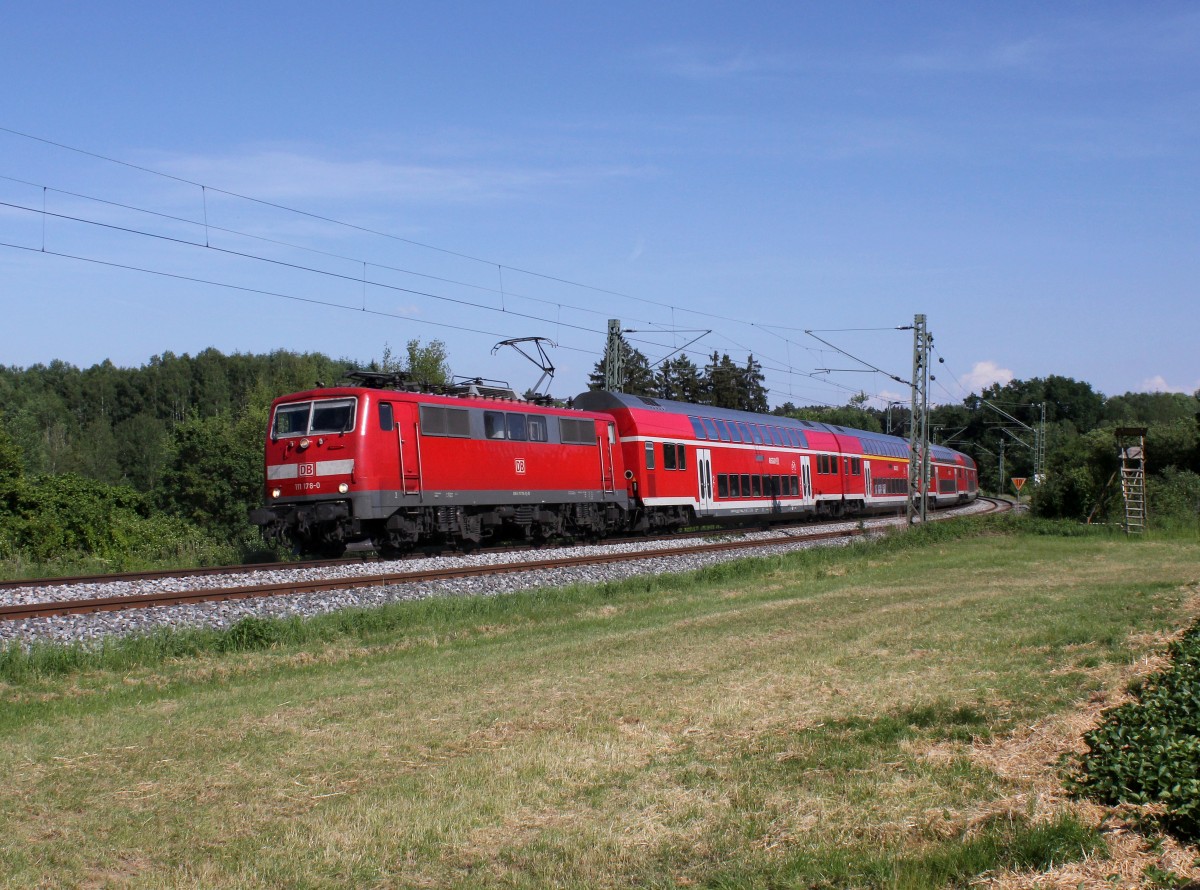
top-left (527, 416), bottom-right (547, 443)
top-left (311, 399), bottom-right (356, 434)
top-left (273, 398), bottom-right (357, 439)
top-left (378, 402), bottom-right (394, 432)
top-left (273, 403), bottom-right (310, 438)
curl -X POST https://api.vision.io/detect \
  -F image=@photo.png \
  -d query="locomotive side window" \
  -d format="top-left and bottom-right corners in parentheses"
top-left (507, 414), bottom-right (528, 442)
top-left (484, 411), bottom-right (507, 439)
top-left (379, 402), bottom-right (394, 432)
top-left (558, 418), bottom-right (596, 445)
top-left (688, 416), bottom-right (707, 439)
top-left (273, 402), bottom-right (311, 438)
top-left (311, 399), bottom-right (356, 434)
top-left (420, 405), bottom-right (471, 438)
top-left (645, 441), bottom-right (656, 469)
top-left (527, 416), bottom-right (547, 442)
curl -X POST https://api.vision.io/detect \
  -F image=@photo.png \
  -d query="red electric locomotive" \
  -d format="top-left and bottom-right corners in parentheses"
top-left (250, 373), bottom-right (632, 555)
top-left (251, 375), bottom-right (977, 555)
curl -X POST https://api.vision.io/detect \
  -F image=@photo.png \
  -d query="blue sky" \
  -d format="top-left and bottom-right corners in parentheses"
top-left (2, 2), bottom-right (1197, 407)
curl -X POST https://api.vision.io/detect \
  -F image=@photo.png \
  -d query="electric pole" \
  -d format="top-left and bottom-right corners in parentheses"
top-left (604, 319), bottom-right (624, 391)
top-left (907, 313), bottom-right (931, 524)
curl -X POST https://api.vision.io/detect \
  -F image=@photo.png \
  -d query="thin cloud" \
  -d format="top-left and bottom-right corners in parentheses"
top-left (959, 360), bottom-right (1014, 394)
top-left (1140, 375), bottom-right (1200, 394)
top-left (156, 148), bottom-right (644, 206)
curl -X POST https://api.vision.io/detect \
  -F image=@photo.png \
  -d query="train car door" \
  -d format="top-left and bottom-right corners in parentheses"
top-left (801, 456), bottom-right (812, 502)
top-left (864, 462), bottom-right (873, 505)
top-left (696, 448), bottom-right (714, 513)
top-left (393, 402), bottom-right (421, 494)
top-left (597, 421), bottom-right (616, 493)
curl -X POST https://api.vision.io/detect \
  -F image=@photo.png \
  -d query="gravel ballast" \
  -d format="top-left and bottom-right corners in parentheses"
top-left (0, 501), bottom-right (995, 648)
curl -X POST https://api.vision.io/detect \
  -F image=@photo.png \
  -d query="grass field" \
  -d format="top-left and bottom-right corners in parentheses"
top-left (1, 519), bottom-right (1197, 888)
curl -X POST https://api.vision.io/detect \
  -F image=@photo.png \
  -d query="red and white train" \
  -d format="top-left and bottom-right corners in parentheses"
top-left (250, 375), bottom-right (977, 555)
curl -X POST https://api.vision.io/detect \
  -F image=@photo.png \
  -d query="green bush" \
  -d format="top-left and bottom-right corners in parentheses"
top-left (1071, 621), bottom-right (1200, 843)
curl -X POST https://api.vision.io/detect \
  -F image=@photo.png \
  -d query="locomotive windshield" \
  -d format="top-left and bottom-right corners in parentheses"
top-left (272, 398), bottom-right (357, 438)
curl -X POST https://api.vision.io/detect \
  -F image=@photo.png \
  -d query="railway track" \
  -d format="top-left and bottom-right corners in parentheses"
top-left (0, 498), bottom-right (1008, 624)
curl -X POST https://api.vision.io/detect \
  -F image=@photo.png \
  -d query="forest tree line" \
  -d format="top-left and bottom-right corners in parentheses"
top-left (1, 338), bottom-right (1198, 572)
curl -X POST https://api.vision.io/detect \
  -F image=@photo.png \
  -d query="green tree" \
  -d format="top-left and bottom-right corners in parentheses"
top-left (156, 410), bottom-right (262, 542)
top-left (654, 355), bottom-right (704, 403)
top-left (702, 352), bottom-right (741, 408)
top-left (405, 339), bottom-right (452, 386)
top-left (737, 355), bottom-right (769, 413)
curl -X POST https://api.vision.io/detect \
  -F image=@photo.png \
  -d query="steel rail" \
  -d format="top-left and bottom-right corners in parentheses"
top-left (0, 528), bottom-right (863, 622)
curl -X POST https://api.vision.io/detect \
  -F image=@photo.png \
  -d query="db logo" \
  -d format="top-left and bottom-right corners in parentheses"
top-left (299, 463), bottom-right (316, 477)
top-left (514, 459), bottom-right (526, 475)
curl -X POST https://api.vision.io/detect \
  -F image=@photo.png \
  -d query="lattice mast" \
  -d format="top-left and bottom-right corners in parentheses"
top-left (604, 319), bottom-right (625, 392)
top-left (907, 313), bottom-right (931, 524)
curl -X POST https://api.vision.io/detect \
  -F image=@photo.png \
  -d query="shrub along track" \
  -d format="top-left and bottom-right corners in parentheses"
top-left (0, 498), bottom-right (1006, 624)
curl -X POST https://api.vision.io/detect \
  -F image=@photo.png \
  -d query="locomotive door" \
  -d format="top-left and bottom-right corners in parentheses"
top-left (800, 456), bottom-right (812, 502)
top-left (393, 402), bottom-right (421, 494)
top-left (696, 448), bottom-right (714, 514)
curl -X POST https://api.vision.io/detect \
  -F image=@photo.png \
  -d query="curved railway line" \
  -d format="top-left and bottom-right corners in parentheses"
top-left (0, 498), bottom-right (1008, 627)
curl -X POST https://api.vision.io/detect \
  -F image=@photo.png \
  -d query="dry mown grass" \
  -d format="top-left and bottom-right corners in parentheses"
top-left (1, 532), bottom-right (1199, 887)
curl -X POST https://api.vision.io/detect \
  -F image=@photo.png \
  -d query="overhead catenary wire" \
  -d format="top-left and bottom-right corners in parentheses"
top-left (1, 126), bottom-right (922, 406)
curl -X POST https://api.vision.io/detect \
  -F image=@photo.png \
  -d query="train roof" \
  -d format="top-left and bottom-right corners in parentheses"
top-left (574, 390), bottom-right (975, 468)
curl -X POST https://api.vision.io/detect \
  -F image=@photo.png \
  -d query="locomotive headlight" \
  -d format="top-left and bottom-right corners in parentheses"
top-left (298, 437), bottom-right (311, 450)
top-left (338, 483), bottom-right (349, 493)
top-left (271, 487), bottom-right (282, 499)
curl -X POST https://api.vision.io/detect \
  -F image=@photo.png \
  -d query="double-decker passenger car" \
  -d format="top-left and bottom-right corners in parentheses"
top-left (573, 391), bottom-right (977, 522)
